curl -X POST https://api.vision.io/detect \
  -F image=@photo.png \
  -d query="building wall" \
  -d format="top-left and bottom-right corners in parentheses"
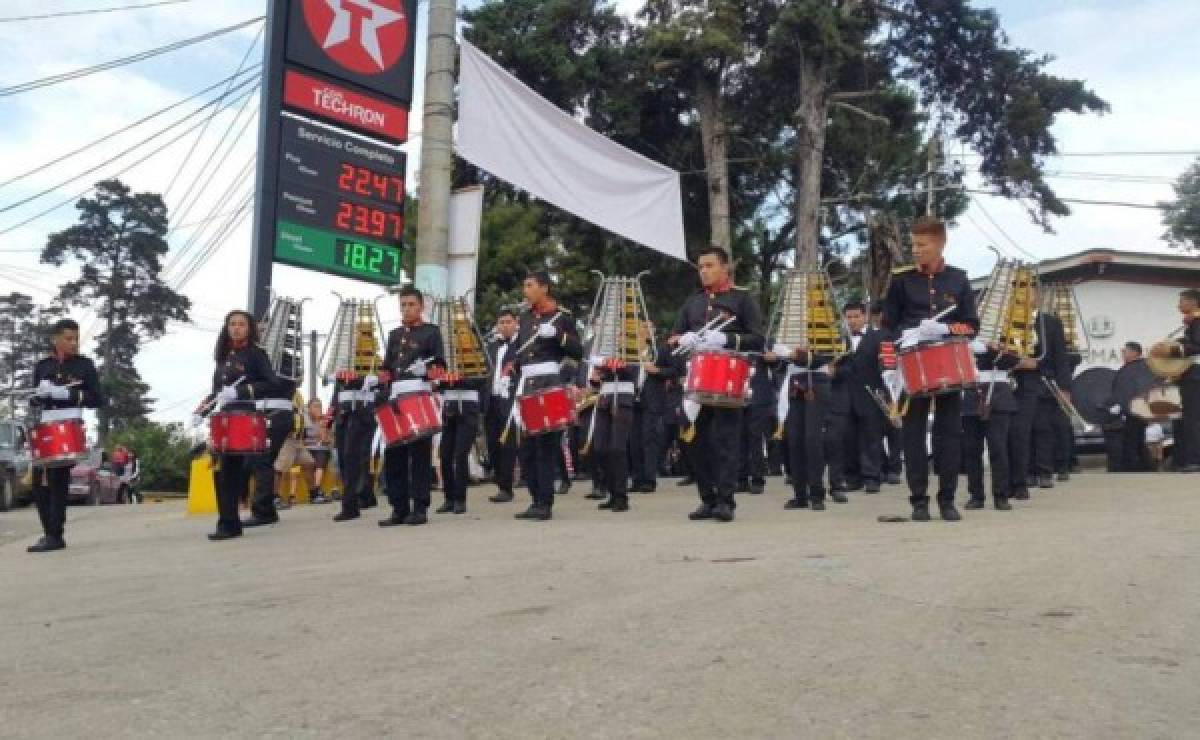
top-left (1073, 279), bottom-right (1184, 371)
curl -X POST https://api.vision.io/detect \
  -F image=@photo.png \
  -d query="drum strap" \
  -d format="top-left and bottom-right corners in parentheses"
top-left (521, 361), bottom-right (560, 379)
top-left (599, 382), bottom-right (635, 395)
top-left (390, 380), bottom-right (431, 399)
top-left (255, 399), bottom-right (293, 412)
top-left (442, 389), bottom-right (480, 402)
top-left (40, 408), bottom-right (83, 422)
top-left (977, 370), bottom-right (1011, 384)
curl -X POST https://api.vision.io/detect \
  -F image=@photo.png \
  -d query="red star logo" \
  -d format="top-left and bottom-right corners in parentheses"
top-left (301, 0), bottom-right (410, 75)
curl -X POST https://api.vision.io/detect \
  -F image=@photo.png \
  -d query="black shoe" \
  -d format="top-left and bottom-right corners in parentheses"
top-left (598, 498), bottom-right (615, 510)
top-left (610, 498), bottom-right (630, 512)
top-left (712, 503), bottom-right (734, 522)
top-left (360, 497), bottom-right (378, 509)
top-left (274, 497), bottom-right (292, 510)
top-left (1056, 471), bottom-right (1070, 482)
top-left (940, 504), bottom-right (962, 522)
top-left (1181, 465), bottom-right (1200, 473)
top-left (830, 483), bottom-right (849, 494)
top-left (994, 498), bottom-right (1012, 511)
top-left (1011, 488), bottom-right (1031, 500)
top-left (404, 511), bottom-right (428, 526)
top-left (810, 498), bottom-right (826, 511)
top-left (688, 504), bottom-right (715, 520)
top-left (310, 493), bottom-right (329, 505)
top-left (845, 481), bottom-right (864, 492)
top-left (1037, 475), bottom-right (1055, 489)
top-left (584, 490), bottom-right (607, 500)
top-left (829, 491), bottom-right (848, 504)
top-left (864, 482), bottom-right (881, 494)
top-left (555, 482), bottom-right (571, 496)
top-left (27, 536), bottom-right (66, 552)
top-left (885, 474), bottom-right (902, 485)
top-left (784, 497), bottom-right (809, 509)
top-left (912, 503), bottom-right (931, 521)
top-left (736, 481), bottom-right (751, 494)
top-left (206, 531), bottom-right (241, 542)
top-left (489, 490), bottom-right (514, 503)
top-left (749, 482), bottom-right (765, 495)
top-left (515, 506), bottom-right (552, 521)
top-left (332, 511), bottom-right (359, 522)
top-left (964, 498), bottom-right (985, 510)
top-left (378, 513), bottom-right (408, 527)
top-left (453, 501), bottom-right (467, 515)
top-left (241, 515), bottom-right (279, 528)
top-left (677, 476), bottom-right (695, 486)
top-left (435, 502), bottom-right (454, 514)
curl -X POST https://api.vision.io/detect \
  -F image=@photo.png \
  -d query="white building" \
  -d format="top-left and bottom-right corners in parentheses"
top-left (972, 249), bottom-right (1200, 372)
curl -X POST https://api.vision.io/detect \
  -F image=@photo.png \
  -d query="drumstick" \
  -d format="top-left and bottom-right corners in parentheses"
top-left (671, 315), bottom-right (736, 356)
top-left (197, 376), bottom-right (246, 416)
top-left (513, 310), bottom-right (565, 357)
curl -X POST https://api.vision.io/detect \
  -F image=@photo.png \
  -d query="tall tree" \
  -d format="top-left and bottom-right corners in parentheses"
top-left (0, 294), bottom-right (64, 420)
top-left (41, 179), bottom-right (190, 442)
top-left (1161, 157), bottom-right (1200, 251)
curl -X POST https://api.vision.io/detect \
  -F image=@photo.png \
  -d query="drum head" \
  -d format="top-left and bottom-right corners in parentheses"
top-left (1071, 367), bottom-right (1117, 426)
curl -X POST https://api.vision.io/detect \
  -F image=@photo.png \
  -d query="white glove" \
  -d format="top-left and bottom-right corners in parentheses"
top-left (682, 398), bottom-right (702, 423)
top-left (678, 332), bottom-right (701, 350)
top-left (772, 343), bottom-right (790, 358)
top-left (190, 414), bottom-right (204, 429)
top-left (700, 330), bottom-right (727, 349)
top-left (35, 380), bottom-right (55, 398)
top-left (362, 374), bottom-right (380, 391)
top-left (1109, 404), bottom-right (1122, 415)
top-left (407, 359), bottom-right (428, 377)
top-left (919, 319), bottom-right (950, 339)
top-left (969, 339), bottom-right (988, 355)
top-left (882, 369), bottom-right (900, 391)
top-left (216, 386), bottom-right (239, 404)
top-left (494, 375), bottom-right (512, 399)
top-left (537, 323), bottom-right (558, 340)
top-left (899, 328), bottom-right (921, 349)
top-left (49, 385), bottom-right (71, 401)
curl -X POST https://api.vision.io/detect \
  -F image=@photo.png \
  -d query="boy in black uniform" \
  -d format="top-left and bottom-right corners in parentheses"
top-left (485, 310), bottom-right (519, 503)
top-left (331, 366), bottom-right (380, 522)
top-left (771, 340), bottom-right (837, 511)
top-left (510, 272), bottom-right (583, 520)
top-left (377, 286), bottom-right (445, 526)
top-left (962, 342), bottom-right (1018, 510)
top-left (870, 301), bottom-right (904, 484)
top-left (669, 246), bottom-right (765, 523)
top-left (831, 301), bottom-right (888, 494)
top-left (436, 350), bottom-right (485, 515)
top-left (882, 218), bottom-right (978, 522)
top-left (27, 319), bottom-right (105, 552)
top-left (633, 325), bottom-right (676, 493)
top-left (1011, 310), bottom-right (1072, 493)
top-left (1152, 289), bottom-right (1200, 472)
top-left (587, 358), bottom-right (638, 512)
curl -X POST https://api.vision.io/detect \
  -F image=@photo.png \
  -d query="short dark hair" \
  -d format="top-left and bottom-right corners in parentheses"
top-left (869, 301), bottom-right (884, 316)
top-left (1125, 341), bottom-right (1143, 355)
top-left (397, 285), bottom-right (423, 302)
top-left (524, 271), bottom-right (551, 288)
top-left (843, 301), bottom-right (866, 315)
top-left (696, 245), bottom-right (730, 264)
top-left (1181, 289), bottom-right (1200, 304)
top-left (51, 318), bottom-right (79, 336)
top-left (496, 308), bottom-right (517, 320)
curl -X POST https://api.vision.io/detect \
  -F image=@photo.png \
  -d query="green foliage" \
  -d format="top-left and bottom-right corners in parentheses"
top-left (1161, 158), bottom-right (1200, 251)
top-left (109, 421), bottom-right (193, 493)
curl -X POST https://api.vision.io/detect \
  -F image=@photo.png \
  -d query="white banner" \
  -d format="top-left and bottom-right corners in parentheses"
top-left (457, 40), bottom-right (687, 262)
top-left (447, 185), bottom-right (484, 307)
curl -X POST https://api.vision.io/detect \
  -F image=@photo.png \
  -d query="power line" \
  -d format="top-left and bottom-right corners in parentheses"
top-left (173, 195), bottom-right (253, 289)
top-left (956, 150), bottom-right (1200, 159)
top-left (0, 65), bottom-right (260, 192)
top-left (968, 196), bottom-right (1038, 262)
top-left (166, 156), bottom-right (255, 277)
top-left (0, 16), bottom-right (264, 98)
top-left (0, 1), bottom-right (193, 23)
top-left (967, 189), bottom-right (1170, 210)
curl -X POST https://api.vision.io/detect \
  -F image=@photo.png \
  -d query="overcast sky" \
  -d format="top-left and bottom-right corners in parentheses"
top-left (0, 0), bottom-right (1195, 424)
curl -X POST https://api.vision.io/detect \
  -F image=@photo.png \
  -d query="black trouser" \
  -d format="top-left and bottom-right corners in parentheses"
top-left (485, 398), bottom-right (517, 493)
top-left (32, 466), bottom-right (72, 539)
top-left (213, 454), bottom-right (253, 535)
top-left (519, 431), bottom-right (561, 509)
top-left (1107, 418), bottom-right (1150, 472)
top-left (440, 409), bottom-right (479, 505)
top-left (252, 410), bottom-right (293, 519)
top-left (902, 392), bottom-right (963, 506)
top-left (785, 383), bottom-right (829, 501)
top-left (1051, 404), bottom-right (1073, 474)
top-left (739, 405), bottom-right (772, 485)
top-left (628, 405), bottom-right (648, 486)
top-left (684, 406), bottom-right (741, 507)
top-left (963, 412), bottom-right (1012, 502)
top-left (639, 409), bottom-right (666, 486)
top-left (845, 406), bottom-right (884, 486)
top-left (1031, 398), bottom-right (1058, 477)
top-left (1009, 392), bottom-right (1037, 492)
top-left (595, 400), bottom-right (633, 500)
top-left (1181, 378), bottom-right (1200, 467)
top-left (384, 437), bottom-right (433, 516)
top-left (336, 407), bottom-right (376, 516)
top-left (825, 412), bottom-right (850, 487)
top-left (882, 423), bottom-right (903, 476)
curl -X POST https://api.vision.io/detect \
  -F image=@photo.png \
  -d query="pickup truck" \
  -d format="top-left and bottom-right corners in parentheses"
top-left (0, 419), bottom-right (33, 511)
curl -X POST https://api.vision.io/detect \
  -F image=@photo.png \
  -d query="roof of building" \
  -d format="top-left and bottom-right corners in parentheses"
top-left (971, 248), bottom-right (1200, 289)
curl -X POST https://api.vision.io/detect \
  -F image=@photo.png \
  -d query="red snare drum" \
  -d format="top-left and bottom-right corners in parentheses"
top-left (31, 419), bottom-right (88, 468)
top-left (376, 391), bottom-right (442, 448)
top-left (209, 410), bottom-right (268, 456)
top-left (898, 339), bottom-right (978, 397)
top-left (685, 350), bottom-right (752, 408)
top-left (517, 386), bottom-right (576, 436)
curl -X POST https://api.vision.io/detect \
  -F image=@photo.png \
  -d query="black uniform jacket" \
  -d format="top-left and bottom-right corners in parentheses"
top-left (831, 328), bottom-right (888, 416)
top-left (510, 300), bottom-right (583, 392)
top-left (882, 262), bottom-right (979, 336)
top-left (31, 353), bottom-right (106, 411)
top-left (381, 321), bottom-right (446, 398)
top-left (671, 285), bottom-right (765, 353)
top-left (1014, 312), bottom-right (1072, 398)
top-left (208, 343), bottom-right (280, 412)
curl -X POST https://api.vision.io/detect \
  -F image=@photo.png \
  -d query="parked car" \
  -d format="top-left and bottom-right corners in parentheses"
top-left (69, 450), bottom-right (136, 505)
top-left (0, 419), bottom-right (34, 511)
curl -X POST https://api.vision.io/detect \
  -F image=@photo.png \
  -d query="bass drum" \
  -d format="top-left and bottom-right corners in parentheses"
top-left (1065, 366), bottom-right (1117, 428)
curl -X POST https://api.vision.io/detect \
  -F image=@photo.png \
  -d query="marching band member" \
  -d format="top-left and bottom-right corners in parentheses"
top-left (243, 320), bottom-right (298, 528)
top-left (587, 357), bottom-right (637, 512)
top-left (203, 311), bottom-right (281, 541)
top-left (882, 218), bottom-right (978, 522)
top-left (331, 369), bottom-right (381, 521)
top-left (870, 301), bottom-right (904, 484)
top-left (27, 319), bottom-right (105, 553)
top-left (830, 301), bottom-right (888, 495)
top-left (1152, 289), bottom-right (1200, 472)
top-left (510, 272), bottom-right (582, 521)
top-left (962, 342), bottom-right (1018, 510)
top-left (376, 286), bottom-right (445, 527)
top-left (770, 339), bottom-right (836, 511)
top-left (633, 325), bottom-right (677, 494)
top-left (437, 356), bottom-right (484, 516)
top-left (485, 310), bottom-right (519, 503)
top-left (670, 246), bottom-right (765, 523)
top-left (1011, 310), bottom-right (1072, 494)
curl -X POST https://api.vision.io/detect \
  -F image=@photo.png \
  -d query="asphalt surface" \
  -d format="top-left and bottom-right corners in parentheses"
top-left (1, 472), bottom-right (1198, 739)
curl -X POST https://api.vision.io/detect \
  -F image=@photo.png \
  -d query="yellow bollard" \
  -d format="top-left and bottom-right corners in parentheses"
top-left (186, 456), bottom-right (217, 516)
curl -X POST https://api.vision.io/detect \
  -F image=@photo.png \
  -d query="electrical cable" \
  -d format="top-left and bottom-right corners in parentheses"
top-left (0, 1), bottom-right (193, 23)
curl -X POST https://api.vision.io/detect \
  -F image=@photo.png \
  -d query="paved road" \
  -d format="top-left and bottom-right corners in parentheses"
top-left (1, 473), bottom-right (1197, 739)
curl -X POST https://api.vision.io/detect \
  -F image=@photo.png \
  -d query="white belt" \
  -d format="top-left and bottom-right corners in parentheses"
top-left (521, 362), bottom-right (560, 378)
top-left (977, 370), bottom-right (1010, 383)
top-left (40, 408), bottom-right (83, 423)
top-left (1192, 356), bottom-right (1200, 366)
top-left (256, 399), bottom-right (294, 412)
top-left (390, 379), bottom-right (431, 399)
top-left (338, 390), bottom-right (376, 403)
top-left (600, 382), bottom-right (635, 394)
top-left (442, 389), bottom-right (479, 402)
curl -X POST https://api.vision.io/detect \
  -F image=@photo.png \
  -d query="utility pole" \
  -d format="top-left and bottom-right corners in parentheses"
top-left (308, 329), bottom-right (319, 401)
top-left (413, 0), bottom-right (457, 300)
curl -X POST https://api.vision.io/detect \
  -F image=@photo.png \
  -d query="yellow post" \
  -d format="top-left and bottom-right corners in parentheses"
top-left (186, 456), bottom-right (217, 516)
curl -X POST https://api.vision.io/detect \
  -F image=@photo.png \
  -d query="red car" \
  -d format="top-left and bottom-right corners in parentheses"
top-left (69, 451), bottom-right (137, 505)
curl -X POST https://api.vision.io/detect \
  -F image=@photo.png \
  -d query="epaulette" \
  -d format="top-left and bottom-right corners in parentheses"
top-left (892, 265), bottom-right (916, 275)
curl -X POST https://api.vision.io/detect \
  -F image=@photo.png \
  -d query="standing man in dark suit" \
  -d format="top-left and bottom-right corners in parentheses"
top-left (1011, 310), bottom-right (1072, 494)
top-left (1104, 342), bottom-right (1154, 473)
top-left (831, 301), bottom-right (887, 494)
top-left (485, 310), bottom-right (519, 503)
top-left (1152, 289), bottom-right (1200, 472)
top-left (869, 301), bottom-right (903, 484)
top-left (632, 324), bottom-right (672, 493)
top-left (738, 353), bottom-right (776, 495)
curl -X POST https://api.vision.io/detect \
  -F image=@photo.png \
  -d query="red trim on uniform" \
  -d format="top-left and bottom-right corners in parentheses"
top-left (230, 339), bottom-right (248, 350)
top-left (402, 317), bottom-right (424, 328)
top-left (533, 297), bottom-right (558, 316)
top-left (917, 259), bottom-right (946, 276)
top-left (706, 277), bottom-right (733, 296)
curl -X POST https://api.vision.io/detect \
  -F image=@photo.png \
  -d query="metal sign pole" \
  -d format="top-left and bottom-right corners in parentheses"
top-left (248, 0), bottom-right (289, 320)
